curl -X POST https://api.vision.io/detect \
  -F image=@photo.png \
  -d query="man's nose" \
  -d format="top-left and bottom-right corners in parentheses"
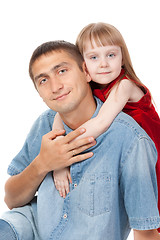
top-left (50, 77), bottom-right (63, 93)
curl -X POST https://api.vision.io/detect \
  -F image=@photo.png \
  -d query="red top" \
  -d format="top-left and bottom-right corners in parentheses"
top-left (94, 70), bottom-right (160, 225)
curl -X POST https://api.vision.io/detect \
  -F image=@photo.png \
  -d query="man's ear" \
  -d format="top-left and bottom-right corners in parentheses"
top-left (82, 62), bottom-right (92, 83)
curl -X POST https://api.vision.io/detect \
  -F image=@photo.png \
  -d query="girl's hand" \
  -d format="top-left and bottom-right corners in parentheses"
top-left (53, 167), bottom-right (72, 198)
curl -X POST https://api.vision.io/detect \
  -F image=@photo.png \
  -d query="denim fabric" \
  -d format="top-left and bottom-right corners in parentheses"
top-left (2, 97), bottom-right (160, 240)
top-left (2, 198), bottom-right (41, 240)
top-left (0, 219), bottom-right (17, 240)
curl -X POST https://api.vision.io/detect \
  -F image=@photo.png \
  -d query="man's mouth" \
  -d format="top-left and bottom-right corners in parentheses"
top-left (54, 91), bottom-right (71, 101)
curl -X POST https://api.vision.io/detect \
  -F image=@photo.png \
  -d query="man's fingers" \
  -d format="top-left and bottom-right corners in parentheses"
top-left (66, 151), bottom-right (94, 167)
top-left (71, 140), bottom-right (96, 156)
top-left (45, 129), bottom-right (66, 140)
top-left (68, 137), bottom-right (96, 153)
top-left (63, 128), bottom-right (86, 143)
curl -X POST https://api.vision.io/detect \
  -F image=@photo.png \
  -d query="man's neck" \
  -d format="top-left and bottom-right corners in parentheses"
top-left (60, 94), bottom-right (97, 130)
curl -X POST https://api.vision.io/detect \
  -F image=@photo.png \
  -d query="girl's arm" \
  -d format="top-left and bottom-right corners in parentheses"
top-left (52, 113), bottom-right (71, 199)
top-left (53, 80), bottom-right (135, 198)
top-left (52, 112), bottom-right (64, 130)
top-left (134, 229), bottom-right (160, 239)
top-left (77, 80), bottom-right (136, 139)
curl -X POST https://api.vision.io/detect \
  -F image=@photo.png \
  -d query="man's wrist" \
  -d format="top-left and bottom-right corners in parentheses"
top-left (33, 155), bottom-right (49, 179)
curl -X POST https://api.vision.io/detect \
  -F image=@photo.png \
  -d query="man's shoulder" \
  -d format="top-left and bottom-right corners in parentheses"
top-left (112, 112), bottom-right (151, 140)
top-left (97, 111), bottom-right (157, 163)
top-left (28, 109), bottom-right (56, 138)
top-left (35, 108), bottom-right (56, 126)
top-left (39, 108), bottom-right (56, 119)
top-left (96, 97), bottom-right (151, 140)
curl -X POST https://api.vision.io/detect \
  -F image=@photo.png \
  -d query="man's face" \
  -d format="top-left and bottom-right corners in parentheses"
top-left (32, 51), bottom-right (91, 114)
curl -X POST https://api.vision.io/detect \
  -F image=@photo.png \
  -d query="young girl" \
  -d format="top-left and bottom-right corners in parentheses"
top-left (53, 23), bottom-right (160, 218)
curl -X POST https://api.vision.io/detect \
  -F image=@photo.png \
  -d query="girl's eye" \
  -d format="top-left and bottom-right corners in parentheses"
top-left (108, 53), bottom-right (115, 58)
top-left (90, 56), bottom-right (97, 60)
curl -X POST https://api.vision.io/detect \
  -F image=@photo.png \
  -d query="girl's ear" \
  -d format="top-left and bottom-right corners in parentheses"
top-left (82, 62), bottom-right (92, 83)
top-left (122, 56), bottom-right (125, 68)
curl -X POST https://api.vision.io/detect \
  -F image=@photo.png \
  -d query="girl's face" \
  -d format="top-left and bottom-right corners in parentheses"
top-left (83, 39), bottom-right (123, 88)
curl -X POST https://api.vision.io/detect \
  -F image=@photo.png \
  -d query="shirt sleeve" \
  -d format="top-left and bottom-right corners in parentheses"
top-left (120, 136), bottom-right (160, 230)
top-left (7, 109), bottom-right (56, 176)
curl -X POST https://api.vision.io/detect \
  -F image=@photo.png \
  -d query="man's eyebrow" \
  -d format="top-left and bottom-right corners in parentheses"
top-left (52, 62), bottom-right (69, 71)
top-left (34, 62), bottom-right (70, 82)
top-left (34, 73), bottom-right (47, 82)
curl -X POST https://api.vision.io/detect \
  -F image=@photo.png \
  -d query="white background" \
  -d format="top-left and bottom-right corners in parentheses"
top-left (0, 1), bottom-right (160, 239)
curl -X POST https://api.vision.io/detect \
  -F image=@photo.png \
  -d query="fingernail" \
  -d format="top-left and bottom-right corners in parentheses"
top-left (88, 137), bottom-right (94, 142)
top-left (80, 128), bottom-right (85, 133)
top-left (88, 152), bottom-right (94, 157)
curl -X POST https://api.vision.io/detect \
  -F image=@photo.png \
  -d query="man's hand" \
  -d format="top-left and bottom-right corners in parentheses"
top-left (5, 128), bottom-right (96, 209)
top-left (37, 128), bottom-right (96, 175)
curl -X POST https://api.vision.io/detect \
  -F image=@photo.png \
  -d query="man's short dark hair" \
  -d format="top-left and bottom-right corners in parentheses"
top-left (29, 40), bottom-right (84, 88)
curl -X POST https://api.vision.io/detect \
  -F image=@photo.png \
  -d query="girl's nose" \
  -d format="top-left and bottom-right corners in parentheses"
top-left (100, 57), bottom-right (109, 67)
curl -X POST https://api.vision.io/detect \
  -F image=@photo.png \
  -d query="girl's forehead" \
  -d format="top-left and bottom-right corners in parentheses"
top-left (83, 38), bottom-right (115, 51)
top-left (83, 35), bottom-right (117, 52)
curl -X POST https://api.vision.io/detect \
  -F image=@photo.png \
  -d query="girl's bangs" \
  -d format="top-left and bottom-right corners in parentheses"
top-left (89, 29), bottom-right (120, 48)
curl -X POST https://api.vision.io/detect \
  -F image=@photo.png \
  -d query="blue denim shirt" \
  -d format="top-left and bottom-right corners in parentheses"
top-left (7, 98), bottom-right (160, 240)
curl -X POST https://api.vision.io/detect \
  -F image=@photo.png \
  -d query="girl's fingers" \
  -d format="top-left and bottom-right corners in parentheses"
top-left (68, 173), bottom-right (72, 184)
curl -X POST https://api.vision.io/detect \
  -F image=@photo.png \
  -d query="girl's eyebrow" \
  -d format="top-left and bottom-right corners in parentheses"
top-left (84, 46), bottom-right (120, 55)
top-left (84, 51), bottom-right (97, 56)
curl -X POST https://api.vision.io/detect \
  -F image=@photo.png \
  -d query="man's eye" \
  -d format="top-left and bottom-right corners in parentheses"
top-left (59, 69), bottom-right (67, 74)
top-left (40, 78), bottom-right (47, 84)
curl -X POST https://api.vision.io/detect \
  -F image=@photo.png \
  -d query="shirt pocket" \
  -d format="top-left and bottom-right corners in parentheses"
top-left (77, 172), bottom-right (111, 217)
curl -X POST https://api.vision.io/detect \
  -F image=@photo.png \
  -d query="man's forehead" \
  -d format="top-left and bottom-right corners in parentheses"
top-left (32, 51), bottom-right (76, 81)
top-left (35, 50), bottom-right (75, 67)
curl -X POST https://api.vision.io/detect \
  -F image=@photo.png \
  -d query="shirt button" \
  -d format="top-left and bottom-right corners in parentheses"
top-left (74, 183), bottom-right (77, 187)
top-left (63, 213), bottom-right (67, 219)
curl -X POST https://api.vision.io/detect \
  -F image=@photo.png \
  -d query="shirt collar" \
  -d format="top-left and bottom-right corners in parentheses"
top-left (63, 96), bottom-right (102, 133)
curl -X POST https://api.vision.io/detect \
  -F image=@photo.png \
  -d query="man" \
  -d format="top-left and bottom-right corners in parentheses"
top-left (0, 41), bottom-right (160, 240)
